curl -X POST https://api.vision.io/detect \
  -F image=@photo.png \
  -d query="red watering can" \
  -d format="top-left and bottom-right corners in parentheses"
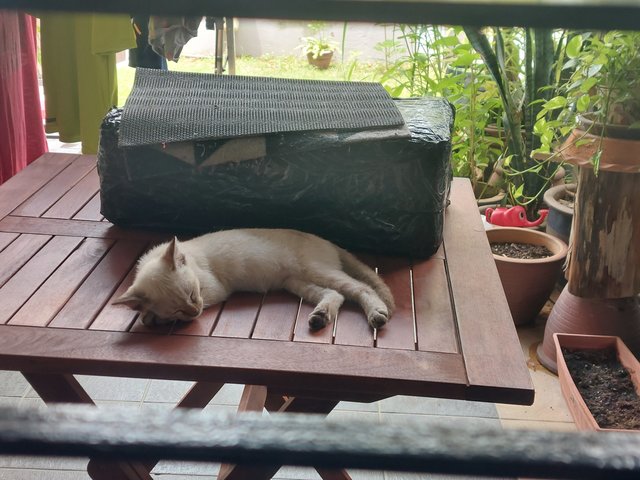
top-left (485, 205), bottom-right (548, 227)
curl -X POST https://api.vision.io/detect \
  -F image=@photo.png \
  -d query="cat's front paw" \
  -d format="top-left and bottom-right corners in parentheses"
top-left (140, 311), bottom-right (158, 327)
top-left (308, 309), bottom-right (331, 331)
top-left (140, 312), bottom-right (175, 327)
top-left (367, 309), bottom-right (389, 329)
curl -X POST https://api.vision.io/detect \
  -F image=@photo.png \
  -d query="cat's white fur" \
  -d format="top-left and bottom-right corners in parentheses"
top-left (114, 229), bottom-right (395, 330)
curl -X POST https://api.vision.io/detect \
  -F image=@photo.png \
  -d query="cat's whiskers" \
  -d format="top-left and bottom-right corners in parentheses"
top-left (167, 318), bottom-right (179, 335)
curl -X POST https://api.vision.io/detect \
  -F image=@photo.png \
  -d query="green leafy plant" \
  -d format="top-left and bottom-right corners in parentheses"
top-left (568, 31), bottom-right (640, 128)
top-left (534, 30), bottom-right (640, 170)
top-left (445, 39), bottom-right (504, 187)
top-left (464, 27), bottom-right (568, 218)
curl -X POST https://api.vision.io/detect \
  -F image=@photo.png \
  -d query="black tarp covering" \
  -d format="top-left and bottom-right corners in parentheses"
top-left (97, 97), bottom-right (454, 258)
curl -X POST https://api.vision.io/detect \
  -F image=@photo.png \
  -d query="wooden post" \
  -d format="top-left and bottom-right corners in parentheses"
top-left (566, 166), bottom-right (640, 298)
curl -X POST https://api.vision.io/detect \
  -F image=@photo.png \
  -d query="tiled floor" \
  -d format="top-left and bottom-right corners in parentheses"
top-left (0, 139), bottom-right (576, 479)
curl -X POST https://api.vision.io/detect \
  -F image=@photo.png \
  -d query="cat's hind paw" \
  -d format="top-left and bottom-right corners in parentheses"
top-left (308, 309), bottom-right (331, 331)
top-left (367, 309), bottom-right (389, 329)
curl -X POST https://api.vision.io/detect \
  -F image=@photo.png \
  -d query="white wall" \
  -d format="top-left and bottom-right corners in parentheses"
top-left (182, 19), bottom-right (394, 62)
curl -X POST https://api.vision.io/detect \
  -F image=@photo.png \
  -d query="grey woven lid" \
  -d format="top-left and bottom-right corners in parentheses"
top-left (118, 68), bottom-right (404, 147)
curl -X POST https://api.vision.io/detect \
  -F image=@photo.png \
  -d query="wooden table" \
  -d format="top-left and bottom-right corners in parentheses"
top-left (0, 153), bottom-right (533, 480)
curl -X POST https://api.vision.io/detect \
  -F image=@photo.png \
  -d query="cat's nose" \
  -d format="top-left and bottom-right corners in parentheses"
top-left (186, 304), bottom-right (201, 317)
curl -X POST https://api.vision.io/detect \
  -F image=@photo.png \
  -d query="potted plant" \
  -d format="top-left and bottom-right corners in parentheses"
top-left (537, 31), bottom-right (640, 372)
top-left (486, 227), bottom-right (568, 325)
top-left (464, 27), bottom-right (568, 220)
top-left (543, 182), bottom-right (576, 244)
top-left (298, 22), bottom-right (338, 69)
top-left (554, 333), bottom-right (640, 431)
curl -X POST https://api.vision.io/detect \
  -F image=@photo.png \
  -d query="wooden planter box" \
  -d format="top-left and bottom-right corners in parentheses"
top-left (554, 333), bottom-right (640, 432)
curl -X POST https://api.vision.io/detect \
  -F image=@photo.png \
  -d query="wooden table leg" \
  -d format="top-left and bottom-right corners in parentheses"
top-left (264, 392), bottom-right (288, 412)
top-left (141, 381), bottom-right (225, 473)
top-left (271, 397), bottom-right (352, 480)
top-left (219, 390), bottom-right (351, 480)
top-left (219, 385), bottom-right (270, 480)
top-left (315, 469), bottom-right (353, 480)
top-left (22, 372), bottom-right (153, 480)
top-left (21, 373), bottom-right (94, 404)
top-left (175, 381), bottom-right (224, 409)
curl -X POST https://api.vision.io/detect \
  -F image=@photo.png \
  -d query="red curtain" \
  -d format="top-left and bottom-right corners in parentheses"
top-left (0, 11), bottom-right (47, 184)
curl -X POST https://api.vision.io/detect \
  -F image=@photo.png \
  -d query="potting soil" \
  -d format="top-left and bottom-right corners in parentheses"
top-left (490, 242), bottom-right (553, 259)
top-left (562, 347), bottom-right (640, 430)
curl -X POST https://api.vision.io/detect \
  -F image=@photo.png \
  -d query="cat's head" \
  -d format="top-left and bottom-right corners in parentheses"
top-left (113, 237), bottom-right (203, 323)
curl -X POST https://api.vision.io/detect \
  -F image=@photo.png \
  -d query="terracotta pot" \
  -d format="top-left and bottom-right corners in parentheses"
top-left (561, 128), bottom-right (640, 173)
top-left (554, 333), bottom-right (640, 432)
top-left (307, 51), bottom-right (333, 69)
top-left (537, 285), bottom-right (640, 373)
top-left (543, 183), bottom-right (576, 245)
top-left (486, 227), bottom-right (568, 326)
top-left (579, 114), bottom-right (640, 141)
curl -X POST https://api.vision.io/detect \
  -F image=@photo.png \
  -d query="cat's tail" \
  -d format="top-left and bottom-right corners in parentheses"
top-left (338, 248), bottom-right (395, 315)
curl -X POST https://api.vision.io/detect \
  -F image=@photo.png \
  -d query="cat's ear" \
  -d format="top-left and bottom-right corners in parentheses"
top-left (112, 288), bottom-right (146, 310)
top-left (162, 237), bottom-right (186, 270)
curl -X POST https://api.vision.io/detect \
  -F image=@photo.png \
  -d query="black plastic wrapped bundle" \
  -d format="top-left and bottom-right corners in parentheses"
top-left (98, 97), bottom-right (453, 258)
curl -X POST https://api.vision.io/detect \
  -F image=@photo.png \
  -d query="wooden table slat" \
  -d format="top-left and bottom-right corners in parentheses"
top-left (49, 240), bottom-right (148, 329)
top-left (90, 268), bottom-right (140, 332)
top-left (333, 253), bottom-right (377, 348)
top-left (375, 257), bottom-right (415, 351)
top-left (444, 179), bottom-right (534, 402)
top-left (211, 292), bottom-right (263, 338)
top-left (292, 301), bottom-right (334, 344)
top-left (0, 236), bottom-right (84, 324)
top-left (413, 258), bottom-right (459, 354)
top-left (432, 244), bottom-right (446, 261)
top-left (8, 238), bottom-right (114, 327)
top-left (73, 192), bottom-right (103, 222)
top-left (333, 304), bottom-right (374, 348)
top-left (172, 303), bottom-right (224, 336)
top-left (251, 291), bottom-right (300, 341)
top-left (42, 168), bottom-right (100, 219)
top-left (0, 216), bottom-right (166, 242)
top-left (0, 234), bottom-right (51, 288)
top-left (11, 156), bottom-right (96, 218)
top-left (0, 232), bottom-right (19, 252)
top-left (0, 153), bottom-right (78, 220)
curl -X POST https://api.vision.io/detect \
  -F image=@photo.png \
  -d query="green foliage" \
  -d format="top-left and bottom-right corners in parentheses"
top-left (374, 25), bottom-right (503, 188)
top-left (535, 30), bottom-right (640, 170)
top-left (464, 27), bottom-right (566, 218)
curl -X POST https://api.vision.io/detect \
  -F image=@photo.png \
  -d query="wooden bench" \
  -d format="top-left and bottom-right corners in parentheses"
top-left (0, 153), bottom-right (533, 480)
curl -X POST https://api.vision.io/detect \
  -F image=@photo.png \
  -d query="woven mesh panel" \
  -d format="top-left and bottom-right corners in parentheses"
top-left (118, 68), bottom-right (404, 147)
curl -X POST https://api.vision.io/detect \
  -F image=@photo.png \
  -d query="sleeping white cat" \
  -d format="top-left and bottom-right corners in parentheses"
top-left (114, 229), bottom-right (394, 330)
